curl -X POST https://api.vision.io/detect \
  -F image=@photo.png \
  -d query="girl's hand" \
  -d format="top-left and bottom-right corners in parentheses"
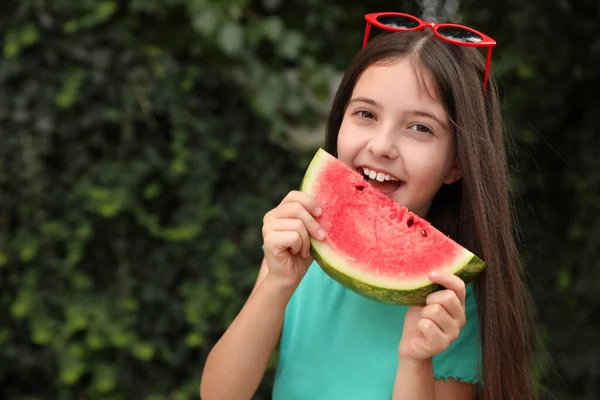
top-left (262, 190), bottom-right (325, 289)
top-left (399, 272), bottom-right (467, 360)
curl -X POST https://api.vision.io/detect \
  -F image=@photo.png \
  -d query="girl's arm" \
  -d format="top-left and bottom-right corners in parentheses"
top-left (201, 190), bottom-right (324, 400)
top-left (393, 272), bottom-right (476, 400)
top-left (200, 260), bottom-right (294, 400)
top-left (392, 358), bottom-right (476, 399)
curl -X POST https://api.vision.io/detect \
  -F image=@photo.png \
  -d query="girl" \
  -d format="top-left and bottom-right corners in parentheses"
top-left (201, 11), bottom-right (537, 400)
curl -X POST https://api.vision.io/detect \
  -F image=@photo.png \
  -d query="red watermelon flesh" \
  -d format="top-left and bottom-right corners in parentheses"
top-left (300, 148), bottom-right (485, 306)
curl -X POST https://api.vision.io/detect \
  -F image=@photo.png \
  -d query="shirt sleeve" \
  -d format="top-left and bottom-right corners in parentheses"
top-left (432, 284), bottom-right (482, 384)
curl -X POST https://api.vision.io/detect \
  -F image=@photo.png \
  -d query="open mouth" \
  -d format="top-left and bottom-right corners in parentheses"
top-left (357, 167), bottom-right (404, 196)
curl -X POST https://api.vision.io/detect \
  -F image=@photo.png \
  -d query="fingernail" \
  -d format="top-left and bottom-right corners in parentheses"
top-left (430, 271), bottom-right (439, 279)
top-left (315, 207), bottom-right (322, 216)
top-left (318, 229), bottom-right (326, 239)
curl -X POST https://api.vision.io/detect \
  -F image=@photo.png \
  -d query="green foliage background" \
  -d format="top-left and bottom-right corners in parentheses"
top-left (0, 0), bottom-right (598, 399)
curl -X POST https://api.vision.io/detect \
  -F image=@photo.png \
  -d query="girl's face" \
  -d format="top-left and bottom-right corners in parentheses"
top-left (337, 58), bottom-right (462, 217)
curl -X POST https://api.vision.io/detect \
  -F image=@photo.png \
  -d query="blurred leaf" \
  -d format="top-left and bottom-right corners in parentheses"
top-left (59, 356), bottom-right (86, 386)
top-left (193, 9), bottom-right (219, 36)
top-left (21, 24), bottom-right (39, 46)
top-left (96, 1), bottom-right (118, 21)
top-left (132, 343), bottom-right (155, 361)
top-left (262, 0), bottom-right (282, 11)
top-left (162, 224), bottom-right (201, 242)
top-left (3, 30), bottom-right (20, 58)
top-left (56, 69), bottom-right (86, 109)
top-left (262, 16), bottom-right (283, 42)
top-left (278, 31), bottom-right (303, 60)
top-left (218, 22), bottom-right (244, 55)
top-left (0, 251), bottom-right (8, 267)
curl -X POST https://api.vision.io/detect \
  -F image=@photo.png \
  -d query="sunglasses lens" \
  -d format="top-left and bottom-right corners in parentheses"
top-left (376, 15), bottom-right (419, 29)
top-left (437, 26), bottom-right (483, 43)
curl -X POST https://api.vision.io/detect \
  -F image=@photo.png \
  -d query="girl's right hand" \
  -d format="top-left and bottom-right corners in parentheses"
top-left (262, 190), bottom-right (326, 289)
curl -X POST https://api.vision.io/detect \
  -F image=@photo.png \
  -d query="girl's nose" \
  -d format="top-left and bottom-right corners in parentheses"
top-left (367, 128), bottom-right (399, 159)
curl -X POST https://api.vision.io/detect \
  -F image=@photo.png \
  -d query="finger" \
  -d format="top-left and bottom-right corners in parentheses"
top-left (279, 190), bottom-right (323, 218)
top-left (429, 271), bottom-right (466, 307)
top-left (270, 218), bottom-right (312, 258)
top-left (418, 318), bottom-right (449, 353)
top-left (264, 230), bottom-right (303, 257)
top-left (420, 303), bottom-right (460, 337)
top-left (426, 290), bottom-right (465, 324)
top-left (272, 201), bottom-right (325, 241)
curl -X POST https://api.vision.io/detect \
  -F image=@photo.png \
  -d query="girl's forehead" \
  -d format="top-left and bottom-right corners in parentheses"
top-left (352, 59), bottom-right (445, 113)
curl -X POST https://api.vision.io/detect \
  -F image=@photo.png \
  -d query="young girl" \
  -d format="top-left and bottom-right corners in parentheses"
top-left (201, 11), bottom-right (537, 400)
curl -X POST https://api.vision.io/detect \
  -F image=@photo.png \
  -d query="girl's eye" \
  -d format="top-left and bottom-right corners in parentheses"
top-left (410, 124), bottom-right (433, 134)
top-left (354, 110), bottom-right (376, 120)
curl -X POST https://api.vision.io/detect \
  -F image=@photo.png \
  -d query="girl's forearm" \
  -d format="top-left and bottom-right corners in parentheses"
top-left (392, 357), bottom-right (435, 400)
top-left (200, 273), bottom-right (296, 400)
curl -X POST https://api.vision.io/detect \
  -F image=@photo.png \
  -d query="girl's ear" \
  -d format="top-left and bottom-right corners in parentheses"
top-left (443, 160), bottom-right (463, 185)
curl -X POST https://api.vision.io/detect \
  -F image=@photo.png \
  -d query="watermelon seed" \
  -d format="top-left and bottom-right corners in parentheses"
top-left (355, 185), bottom-right (365, 191)
top-left (407, 218), bottom-right (414, 227)
top-left (421, 229), bottom-right (427, 237)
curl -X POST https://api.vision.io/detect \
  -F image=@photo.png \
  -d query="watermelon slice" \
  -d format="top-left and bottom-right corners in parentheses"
top-left (300, 148), bottom-right (485, 306)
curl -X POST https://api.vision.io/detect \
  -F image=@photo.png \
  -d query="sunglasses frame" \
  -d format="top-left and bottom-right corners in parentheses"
top-left (363, 12), bottom-right (497, 95)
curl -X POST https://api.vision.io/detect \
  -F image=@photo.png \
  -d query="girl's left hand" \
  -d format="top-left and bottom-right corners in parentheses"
top-left (399, 271), bottom-right (467, 360)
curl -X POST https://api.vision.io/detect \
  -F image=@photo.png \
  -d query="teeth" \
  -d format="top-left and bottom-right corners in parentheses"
top-left (361, 167), bottom-right (400, 182)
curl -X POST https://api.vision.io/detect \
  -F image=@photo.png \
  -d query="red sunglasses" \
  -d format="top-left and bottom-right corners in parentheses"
top-left (362, 12), bottom-right (497, 95)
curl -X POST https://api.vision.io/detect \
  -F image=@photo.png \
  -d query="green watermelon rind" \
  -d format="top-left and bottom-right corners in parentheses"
top-left (300, 148), bottom-right (486, 306)
top-left (311, 244), bottom-right (485, 306)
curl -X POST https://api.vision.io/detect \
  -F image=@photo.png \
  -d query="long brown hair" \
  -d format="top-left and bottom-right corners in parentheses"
top-left (324, 31), bottom-right (538, 400)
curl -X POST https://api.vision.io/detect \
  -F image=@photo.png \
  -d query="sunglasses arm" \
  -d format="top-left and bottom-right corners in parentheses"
top-left (362, 22), bottom-right (372, 49)
top-left (483, 46), bottom-right (493, 96)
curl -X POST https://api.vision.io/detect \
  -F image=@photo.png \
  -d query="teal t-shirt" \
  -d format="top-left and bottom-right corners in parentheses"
top-left (272, 260), bottom-right (482, 399)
